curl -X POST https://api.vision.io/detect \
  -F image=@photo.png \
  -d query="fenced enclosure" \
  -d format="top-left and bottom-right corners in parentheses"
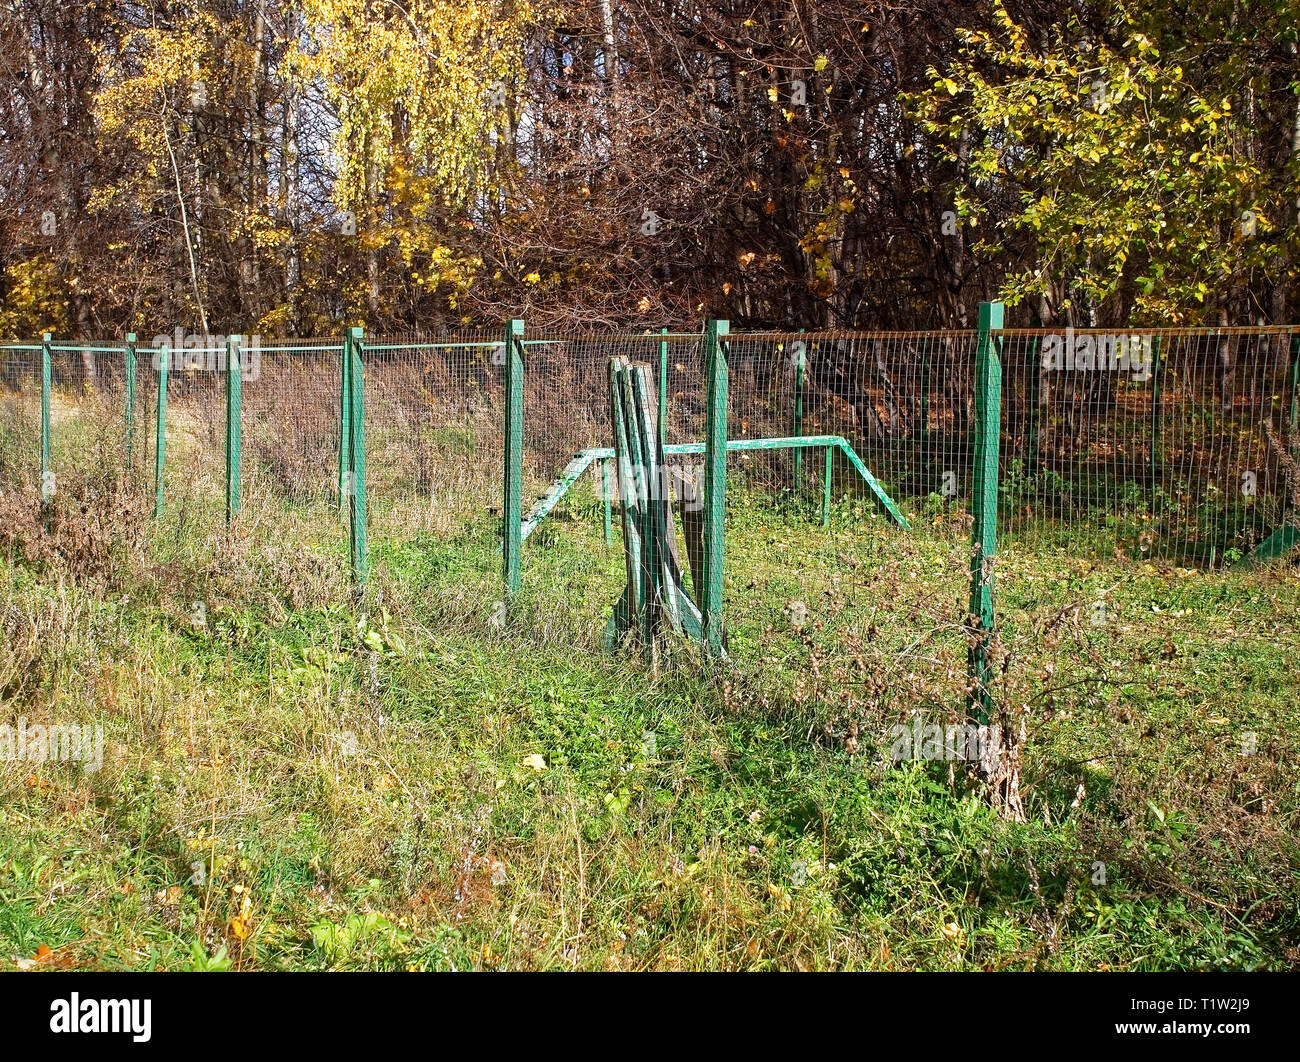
top-left (1, 323), bottom-right (1297, 623)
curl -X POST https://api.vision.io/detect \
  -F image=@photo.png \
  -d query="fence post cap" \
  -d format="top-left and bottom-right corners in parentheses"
top-left (126, 333), bottom-right (137, 343)
top-left (348, 326), bottom-right (364, 339)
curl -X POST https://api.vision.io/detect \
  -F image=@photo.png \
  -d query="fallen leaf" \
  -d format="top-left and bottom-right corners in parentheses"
top-left (228, 891), bottom-right (253, 941)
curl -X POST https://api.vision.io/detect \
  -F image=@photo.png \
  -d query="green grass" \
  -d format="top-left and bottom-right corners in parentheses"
top-left (1, 460), bottom-right (1297, 972)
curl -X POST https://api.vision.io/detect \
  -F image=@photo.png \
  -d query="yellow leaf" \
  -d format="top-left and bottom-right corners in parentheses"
top-left (228, 892), bottom-right (253, 940)
top-left (522, 753), bottom-right (547, 772)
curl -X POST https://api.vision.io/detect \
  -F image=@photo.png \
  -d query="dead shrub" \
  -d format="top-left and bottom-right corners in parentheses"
top-left (0, 475), bottom-right (148, 586)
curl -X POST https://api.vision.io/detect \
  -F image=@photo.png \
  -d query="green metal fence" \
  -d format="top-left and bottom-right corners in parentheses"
top-left (2, 321), bottom-right (1298, 582)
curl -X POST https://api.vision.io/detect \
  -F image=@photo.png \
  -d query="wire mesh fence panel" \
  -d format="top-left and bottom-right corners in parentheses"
top-left (0, 346), bottom-right (43, 491)
top-left (723, 332), bottom-right (803, 497)
top-left (363, 330), bottom-right (506, 540)
top-left (1, 322), bottom-right (1296, 631)
top-left (243, 342), bottom-right (344, 509)
top-left (519, 331), bottom-right (708, 510)
top-left (152, 348), bottom-right (228, 547)
top-left (28, 343), bottom-right (147, 509)
top-left (723, 330), bottom-right (980, 531)
top-left (996, 327), bottom-right (1300, 568)
top-left (132, 347), bottom-right (160, 486)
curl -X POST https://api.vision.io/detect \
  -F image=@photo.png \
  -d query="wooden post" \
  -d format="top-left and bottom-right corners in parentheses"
top-left (347, 327), bottom-right (368, 585)
top-left (225, 335), bottom-right (242, 522)
top-left (700, 319), bottom-right (729, 655)
top-left (967, 301), bottom-right (1003, 724)
top-left (503, 318), bottom-right (524, 597)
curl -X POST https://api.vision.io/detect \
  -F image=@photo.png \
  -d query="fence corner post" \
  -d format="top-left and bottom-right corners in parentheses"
top-left (967, 300), bottom-right (1003, 724)
top-left (701, 318), bottom-right (729, 655)
top-left (503, 318), bottom-right (525, 598)
top-left (225, 334), bottom-right (242, 522)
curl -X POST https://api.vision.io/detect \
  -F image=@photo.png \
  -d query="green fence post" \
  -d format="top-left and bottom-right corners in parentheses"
top-left (503, 319), bottom-right (525, 597)
top-left (338, 329), bottom-right (352, 512)
top-left (967, 301), bottom-right (1003, 724)
top-left (1149, 335), bottom-right (1163, 506)
top-left (154, 341), bottom-right (169, 517)
top-left (700, 319), bottom-right (729, 655)
top-left (793, 330), bottom-right (806, 489)
top-left (658, 327), bottom-right (669, 448)
top-left (125, 333), bottom-right (137, 470)
top-left (40, 333), bottom-right (52, 501)
top-left (347, 326), bottom-right (368, 585)
top-left (602, 457), bottom-right (613, 547)
top-left (225, 335), bottom-right (242, 522)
